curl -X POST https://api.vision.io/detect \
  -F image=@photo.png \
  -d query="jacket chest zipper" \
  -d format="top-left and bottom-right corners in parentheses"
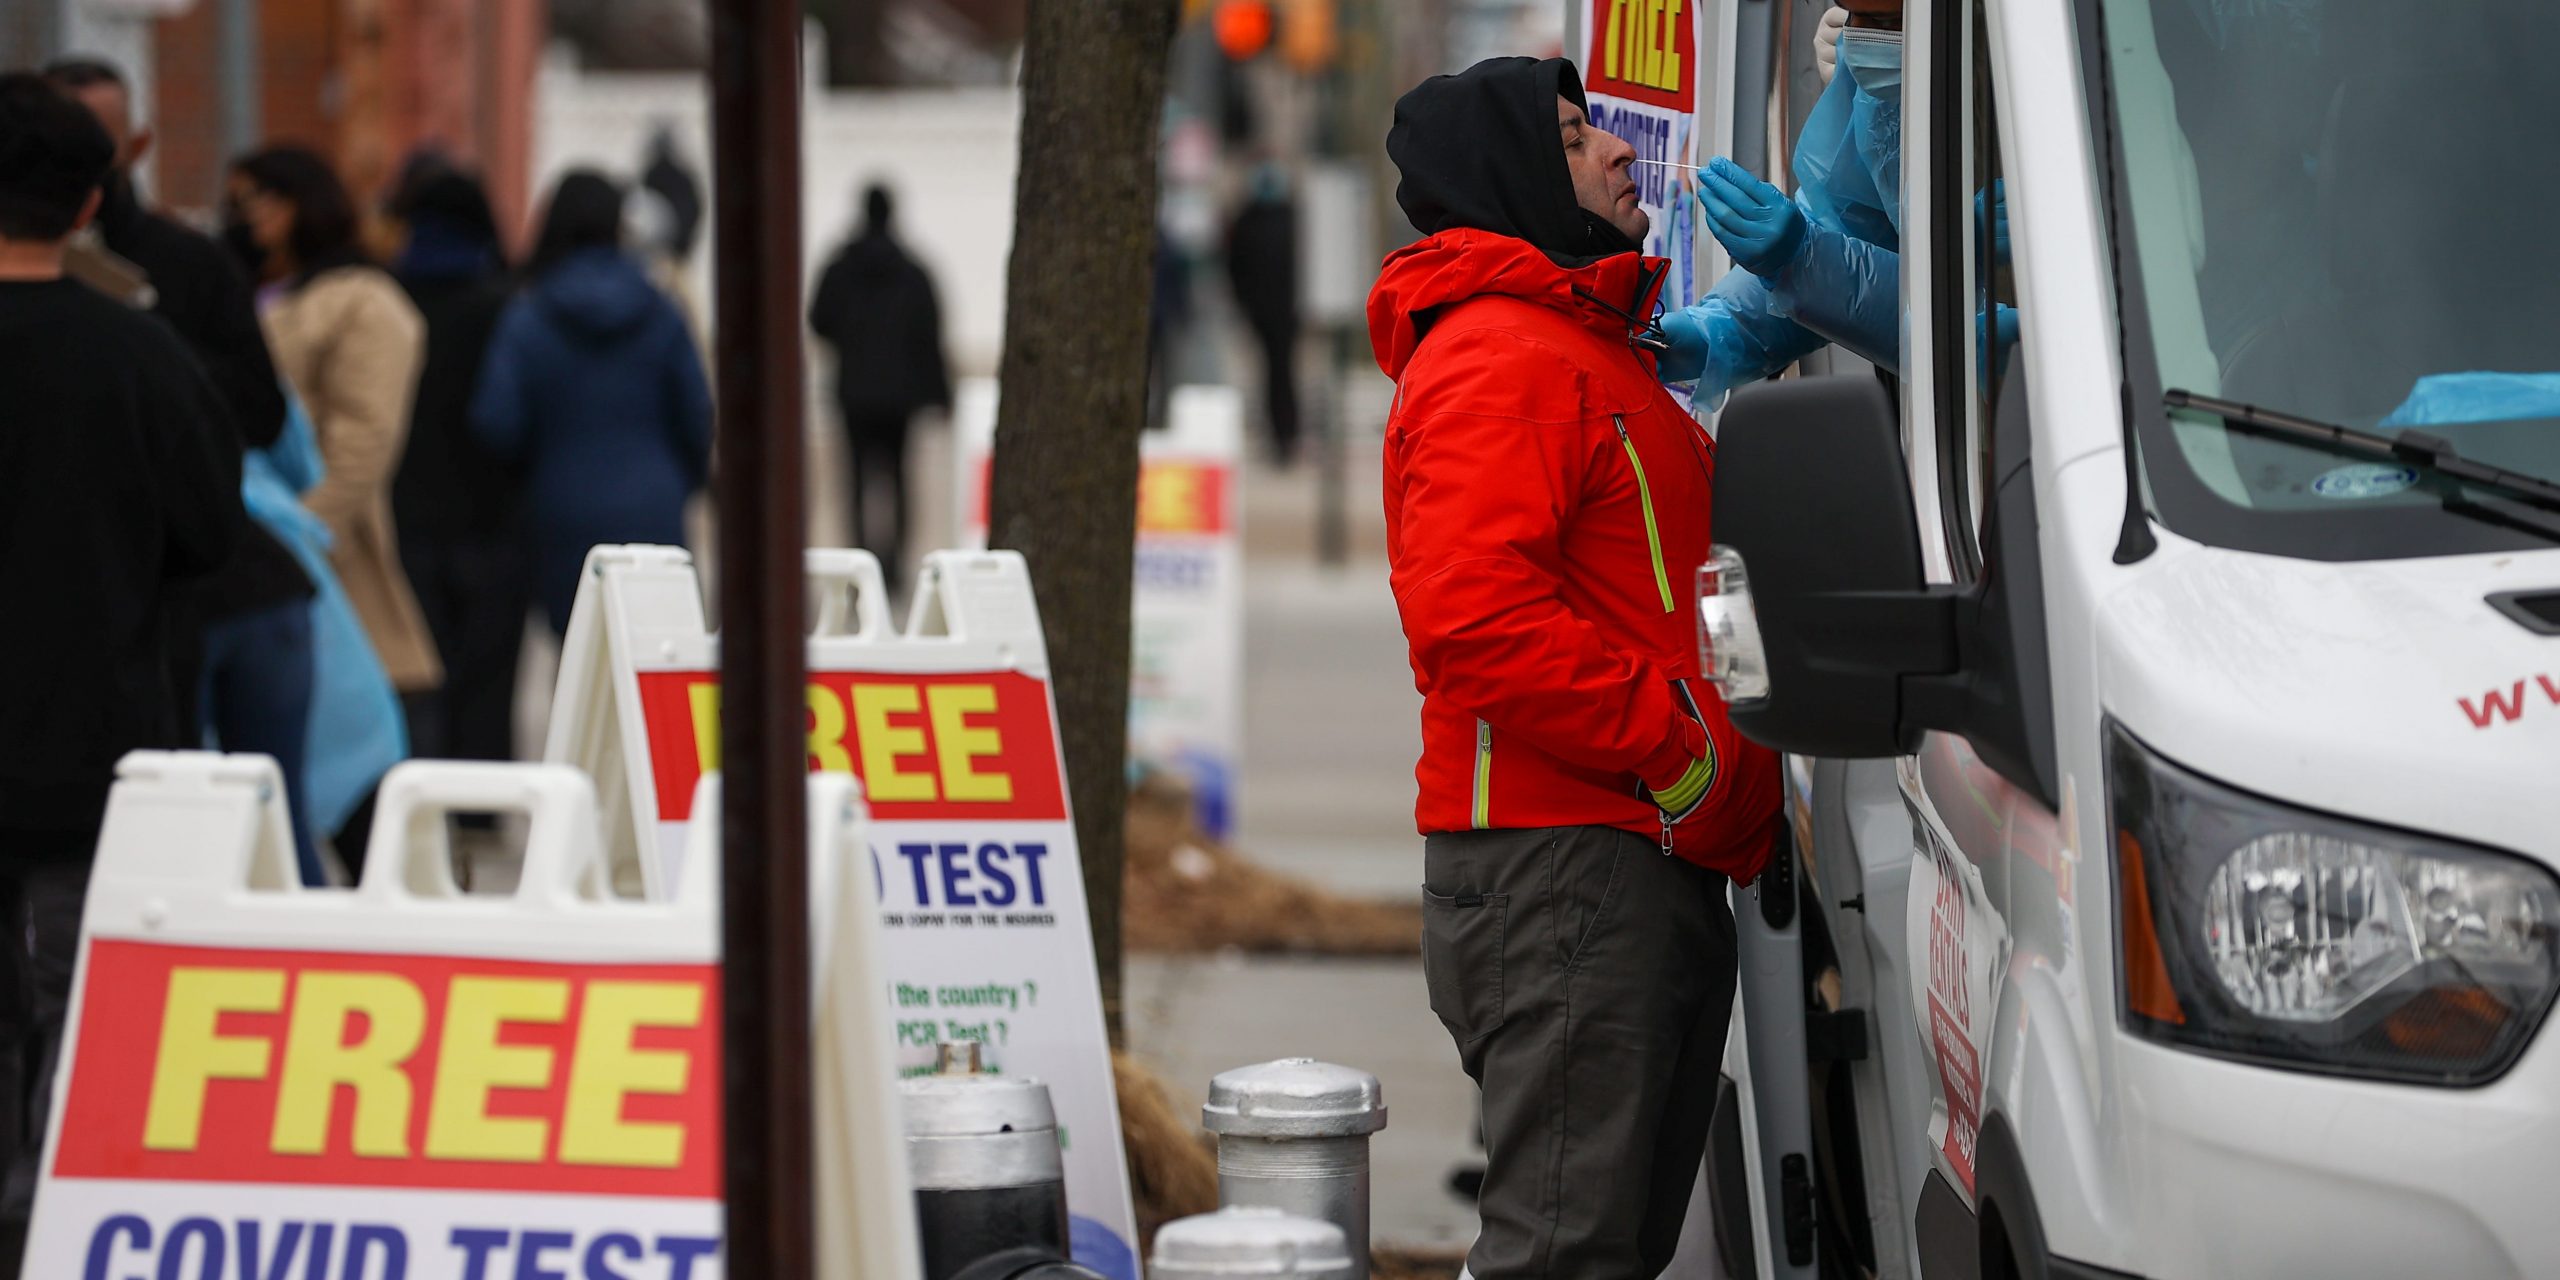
top-left (1471, 719), bottom-right (1494, 830)
top-left (1613, 416), bottom-right (1676, 613)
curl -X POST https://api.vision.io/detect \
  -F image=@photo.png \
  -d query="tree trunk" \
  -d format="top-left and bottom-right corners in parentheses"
top-left (986, 0), bottom-right (1176, 1046)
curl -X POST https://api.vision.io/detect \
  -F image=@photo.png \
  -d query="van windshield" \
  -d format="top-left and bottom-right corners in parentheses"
top-left (2097, 0), bottom-right (2560, 557)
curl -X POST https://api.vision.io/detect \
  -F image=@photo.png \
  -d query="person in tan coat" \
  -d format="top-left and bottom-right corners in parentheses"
top-left (227, 146), bottom-right (442, 698)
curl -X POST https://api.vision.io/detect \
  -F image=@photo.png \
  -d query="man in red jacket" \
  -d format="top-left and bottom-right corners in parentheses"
top-left (1373, 56), bottom-right (1782, 1278)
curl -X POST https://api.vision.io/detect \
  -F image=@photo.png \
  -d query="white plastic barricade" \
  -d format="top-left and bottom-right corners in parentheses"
top-left (543, 547), bottom-right (1143, 1278)
top-left (546, 543), bottom-right (718, 900)
top-left (951, 379), bottom-right (1247, 838)
top-left (24, 752), bottom-right (919, 1280)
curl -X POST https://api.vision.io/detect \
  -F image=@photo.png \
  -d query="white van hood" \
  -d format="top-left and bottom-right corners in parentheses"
top-left (2095, 539), bottom-right (2560, 860)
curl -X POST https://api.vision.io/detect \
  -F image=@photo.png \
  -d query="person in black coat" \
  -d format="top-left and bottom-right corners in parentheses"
top-left (1224, 163), bottom-right (1302, 465)
top-left (641, 126), bottom-right (704, 266)
top-left (808, 183), bottom-right (950, 591)
top-left (47, 58), bottom-right (321, 834)
top-left (386, 163), bottom-right (526, 766)
top-left (0, 74), bottom-right (239, 1257)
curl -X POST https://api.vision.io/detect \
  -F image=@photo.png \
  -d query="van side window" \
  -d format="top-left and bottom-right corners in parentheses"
top-left (1943, 0), bottom-right (2024, 577)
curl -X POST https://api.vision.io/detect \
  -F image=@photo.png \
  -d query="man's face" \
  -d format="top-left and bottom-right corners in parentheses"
top-left (1559, 96), bottom-right (1649, 245)
top-left (64, 79), bottom-right (145, 171)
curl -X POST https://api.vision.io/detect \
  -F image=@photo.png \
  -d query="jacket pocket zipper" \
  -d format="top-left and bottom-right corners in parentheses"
top-left (1647, 682), bottom-right (1716, 856)
top-left (1614, 417), bottom-right (1676, 613)
top-left (1472, 719), bottom-right (1494, 830)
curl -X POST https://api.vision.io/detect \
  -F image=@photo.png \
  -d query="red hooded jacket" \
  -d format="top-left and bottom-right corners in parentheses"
top-left (1371, 227), bottom-right (1779, 882)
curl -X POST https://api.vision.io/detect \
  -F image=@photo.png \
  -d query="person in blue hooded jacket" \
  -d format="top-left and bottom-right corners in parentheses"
top-left (471, 170), bottom-right (712, 635)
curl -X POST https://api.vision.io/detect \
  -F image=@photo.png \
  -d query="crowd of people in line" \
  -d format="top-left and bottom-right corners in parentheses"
top-left (0, 64), bottom-right (733, 1255)
top-left (5, 59), bottom-right (719, 887)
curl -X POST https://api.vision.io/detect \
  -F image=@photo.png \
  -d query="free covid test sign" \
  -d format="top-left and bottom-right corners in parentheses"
top-left (33, 942), bottom-right (723, 1279)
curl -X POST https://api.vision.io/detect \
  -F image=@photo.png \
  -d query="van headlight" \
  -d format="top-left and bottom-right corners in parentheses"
top-left (2108, 723), bottom-right (2560, 1085)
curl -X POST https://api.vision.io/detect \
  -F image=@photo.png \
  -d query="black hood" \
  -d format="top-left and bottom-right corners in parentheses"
top-left (1387, 56), bottom-right (1642, 268)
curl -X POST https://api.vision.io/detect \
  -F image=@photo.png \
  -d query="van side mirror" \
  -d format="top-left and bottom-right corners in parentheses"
top-left (1709, 375), bottom-right (1953, 758)
top-left (1706, 373), bottom-right (2057, 806)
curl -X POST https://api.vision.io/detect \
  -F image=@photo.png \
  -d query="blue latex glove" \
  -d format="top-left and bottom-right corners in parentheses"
top-left (1659, 267), bottom-right (1831, 405)
top-left (1701, 157), bottom-right (1809, 277)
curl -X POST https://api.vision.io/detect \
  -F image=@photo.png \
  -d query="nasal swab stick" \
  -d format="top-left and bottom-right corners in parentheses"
top-left (1632, 159), bottom-right (1707, 172)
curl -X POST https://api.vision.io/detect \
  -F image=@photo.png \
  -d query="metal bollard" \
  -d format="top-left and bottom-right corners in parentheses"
top-left (901, 1043), bottom-right (1074, 1280)
top-left (1149, 1206), bottom-right (1357, 1280)
top-left (1201, 1058), bottom-right (1389, 1280)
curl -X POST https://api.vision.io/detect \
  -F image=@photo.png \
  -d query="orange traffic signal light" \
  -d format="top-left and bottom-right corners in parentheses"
top-left (1215, 0), bottom-right (1275, 60)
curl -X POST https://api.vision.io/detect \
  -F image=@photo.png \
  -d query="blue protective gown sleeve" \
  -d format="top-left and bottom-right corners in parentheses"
top-left (1765, 221), bottom-right (1902, 372)
top-left (2380, 372), bottom-right (2560, 427)
top-left (1658, 266), bottom-right (1831, 405)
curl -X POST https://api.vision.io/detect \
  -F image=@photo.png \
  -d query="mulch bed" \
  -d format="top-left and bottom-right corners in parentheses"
top-left (1123, 770), bottom-right (1421, 956)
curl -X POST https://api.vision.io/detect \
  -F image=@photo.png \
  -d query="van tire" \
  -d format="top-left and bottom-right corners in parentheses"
top-left (1976, 1113), bottom-right (2047, 1280)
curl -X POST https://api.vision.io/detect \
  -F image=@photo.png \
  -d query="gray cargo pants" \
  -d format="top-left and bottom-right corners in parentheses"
top-left (1423, 824), bottom-right (1738, 1280)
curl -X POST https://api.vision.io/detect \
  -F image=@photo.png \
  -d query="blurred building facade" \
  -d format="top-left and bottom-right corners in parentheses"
top-left (7, 0), bottom-right (543, 237)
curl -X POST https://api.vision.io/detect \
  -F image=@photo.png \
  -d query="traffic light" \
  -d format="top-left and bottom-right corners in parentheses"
top-left (1214, 0), bottom-right (1275, 60)
top-left (1281, 0), bottom-right (1337, 73)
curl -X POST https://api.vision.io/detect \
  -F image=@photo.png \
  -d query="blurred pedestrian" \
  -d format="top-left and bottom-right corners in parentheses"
top-left (245, 390), bottom-right (412, 884)
top-left (635, 127), bottom-right (707, 341)
top-left (641, 125), bottom-right (704, 267)
top-left (46, 60), bottom-right (288, 460)
top-left (808, 182), bottom-right (949, 589)
top-left (227, 147), bottom-right (442, 707)
top-left (385, 163), bottom-right (527, 767)
top-left (46, 58), bottom-right (325, 877)
top-left (0, 73), bottom-right (238, 1259)
top-left (1224, 162), bottom-right (1302, 464)
top-left (473, 170), bottom-right (713, 635)
top-left (229, 146), bottom-right (436, 873)
top-left (623, 181), bottom-right (704, 352)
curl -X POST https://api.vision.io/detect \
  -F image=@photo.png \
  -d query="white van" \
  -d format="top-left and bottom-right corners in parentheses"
top-left (1664, 0), bottom-right (2560, 1277)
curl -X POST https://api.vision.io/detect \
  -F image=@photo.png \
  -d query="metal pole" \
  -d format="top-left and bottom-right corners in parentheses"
top-left (218, 0), bottom-right (260, 163)
top-left (708, 0), bottom-right (812, 1276)
top-left (1316, 327), bottom-right (1349, 570)
top-left (1730, 0), bottom-right (1777, 179)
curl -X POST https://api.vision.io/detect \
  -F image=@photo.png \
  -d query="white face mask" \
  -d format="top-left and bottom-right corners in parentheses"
top-left (1839, 28), bottom-right (1904, 97)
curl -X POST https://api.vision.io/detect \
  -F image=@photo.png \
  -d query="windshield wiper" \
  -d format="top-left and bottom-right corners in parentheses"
top-left (2164, 389), bottom-right (2560, 525)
